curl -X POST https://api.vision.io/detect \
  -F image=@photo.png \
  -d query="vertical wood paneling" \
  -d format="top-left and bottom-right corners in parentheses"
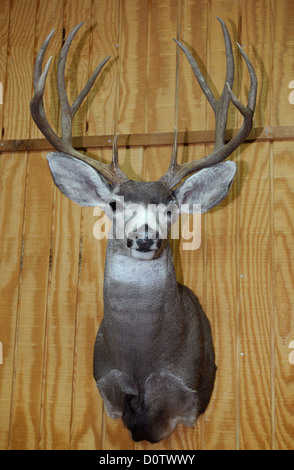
top-left (272, 0), bottom-right (294, 127)
top-left (118, 0), bottom-right (149, 135)
top-left (0, 0), bottom-right (11, 135)
top-left (8, 151), bottom-right (53, 450)
top-left (4, 0), bottom-right (41, 450)
top-left (0, 2), bottom-right (13, 449)
top-left (87, 0), bottom-right (120, 137)
top-left (0, 0), bottom-right (294, 451)
top-left (177, 0), bottom-right (209, 132)
top-left (273, 140), bottom-right (294, 450)
top-left (3, 0), bottom-right (37, 140)
top-left (239, 0), bottom-right (274, 450)
top-left (239, 142), bottom-right (272, 450)
top-left (205, 148), bottom-right (238, 450)
top-left (30, 0), bottom-right (63, 140)
top-left (0, 152), bottom-right (27, 449)
top-left (146, 0), bottom-right (178, 134)
top-left (271, 0), bottom-right (294, 451)
top-left (39, 0), bottom-right (85, 449)
top-left (204, 0), bottom-right (239, 450)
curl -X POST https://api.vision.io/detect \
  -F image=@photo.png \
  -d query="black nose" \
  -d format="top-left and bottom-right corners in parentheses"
top-left (136, 238), bottom-right (154, 252)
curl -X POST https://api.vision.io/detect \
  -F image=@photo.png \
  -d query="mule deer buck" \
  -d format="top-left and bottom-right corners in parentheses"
top-left (30, 18), bottom-right (257, 443)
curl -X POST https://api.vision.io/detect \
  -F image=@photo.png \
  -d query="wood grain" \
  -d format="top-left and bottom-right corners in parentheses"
top-left (8, 151), bottom-right (53, 450)
top-left (273, 141), bottom-right (294, 450)
top-left (87, 0), bottom-right (120, 136)
top-left (271, 0), bottom-right (294, 127)
top-left (177, 0), bottom-right (209, 132)
top-left (0, 0), bottom-right (294, 451)
top-left (239, 142), bottom-right (272, 450)
top-left (0, 0), bottom-right (10, 136)
top-left (38, 0), bottom-right (85, 449)
top-left (118, 0), bottom-right (150, 135)
top-left (0, 152), bottom-right (27, 449)
top-left (2, 0), bottom-right (37, 140)
top-left (203, 1), bottom-right (239, 450)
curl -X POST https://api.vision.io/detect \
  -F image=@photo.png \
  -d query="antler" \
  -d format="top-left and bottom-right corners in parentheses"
top-left (159, 17), bottom-right (257, 189)
top-left (30, 22), bottom-right (128, 185)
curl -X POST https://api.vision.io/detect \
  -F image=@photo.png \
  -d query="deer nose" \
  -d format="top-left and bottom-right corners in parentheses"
top-left (136, 238), bottom-right (155, 252)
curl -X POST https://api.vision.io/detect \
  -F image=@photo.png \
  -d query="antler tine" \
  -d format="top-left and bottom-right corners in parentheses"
top-left (110, 133), bottom-right (129, 181)
top-left (158, 127), bottom-right (180, 183)
top-left (159, 18), bottom-right (257, 189)
top-left (30, 23), bottom-right (128, 185)
top-left (57, 22), bottom-right (111, 145)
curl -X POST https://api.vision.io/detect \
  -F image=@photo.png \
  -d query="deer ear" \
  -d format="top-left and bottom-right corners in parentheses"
top-left (47, 152), bottom-right (113, 206)
top-left (174, 161), bottom-right (236, 214)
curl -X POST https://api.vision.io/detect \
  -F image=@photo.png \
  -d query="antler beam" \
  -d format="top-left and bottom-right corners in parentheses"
top-left (159, 17), bottom-right (257, 189)
top-left (30, 22), bottom-right (128, 184)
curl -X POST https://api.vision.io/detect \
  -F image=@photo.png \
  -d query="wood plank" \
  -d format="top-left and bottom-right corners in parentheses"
top-left (7, 0), bottom-right (62, 449)
top-left (30, 0), bottom-right (64, 140)
top-left (87, 0), bottom-right (120, 136)
top-left (3, 0), bottom-right (37, 140)
top-left (2, 125), bottom-right (294, 153)
top-left (177, 0), bottom-right (209, 132)
top-left (146, 0), bottom-right (178, 134)
top-left (0, 152), bottom-right (27, 450)
top-left (118, 0), bottom-right (150, 135)
top-left (203, 0), bottom-right (239, 450)
top-left (271, 0), bottom-right (294, 127)
top-left (8, 151), bottom-right (54, 450)
top-left (39, 0), bottom-right (88, 449)
top-left (204, 147), bottom-right (238, 450)
top-left (141, 0), bottom-right (178, 182)
top-left (0, 0), bottom-right (10, 136)
top-left (3, 0), bottom-right (42, 450)
top-left (70, 148), bottom-right (109, 450)
top-left (238, 141), bottom-right (272, 450)
top-left (273, 141), bottom-right (294, 450)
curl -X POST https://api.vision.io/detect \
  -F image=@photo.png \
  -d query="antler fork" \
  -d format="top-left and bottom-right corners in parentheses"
top-left (30, 22), bottom-right (128, 184)
top-left (159, 17), bottom-right (257, 189)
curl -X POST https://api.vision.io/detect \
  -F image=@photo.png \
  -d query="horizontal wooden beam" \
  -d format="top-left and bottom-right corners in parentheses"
top-left (1, 126), bottom-right (294, 153)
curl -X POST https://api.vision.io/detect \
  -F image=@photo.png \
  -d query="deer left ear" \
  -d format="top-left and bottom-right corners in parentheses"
top-left (174, 161), bottom-right (236, 214)
top-left (47, 152), bottom-right (113, 207)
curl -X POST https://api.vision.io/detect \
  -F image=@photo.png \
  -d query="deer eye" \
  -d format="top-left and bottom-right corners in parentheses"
top-left (109, 200), bottom-right (117, 212)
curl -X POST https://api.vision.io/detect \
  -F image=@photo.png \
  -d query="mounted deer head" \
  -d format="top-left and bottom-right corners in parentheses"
top-left (31, 18), bottom-right (257, 443)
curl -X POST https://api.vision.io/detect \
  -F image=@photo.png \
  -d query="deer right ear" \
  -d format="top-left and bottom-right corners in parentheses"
top-left (174, 161), bottom-right (236, 213)
top-left (47, 152), bottom-right (113, 206)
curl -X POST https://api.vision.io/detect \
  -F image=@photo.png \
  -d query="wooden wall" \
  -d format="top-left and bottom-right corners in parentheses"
top-left (0, 0), bottom-right (293, 450)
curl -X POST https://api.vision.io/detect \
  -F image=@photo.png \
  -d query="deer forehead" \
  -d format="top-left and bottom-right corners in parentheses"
top-left (115, 180), bottom-right (175, 206)
top-left (113, 181), bottom-right (177, 233)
